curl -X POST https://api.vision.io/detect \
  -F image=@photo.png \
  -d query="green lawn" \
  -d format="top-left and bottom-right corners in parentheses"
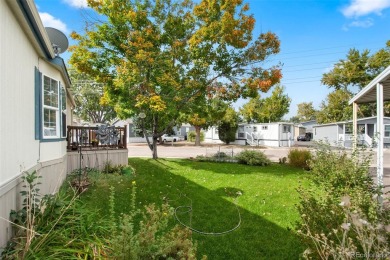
top-left (81, 158), bottom-right (310, 259)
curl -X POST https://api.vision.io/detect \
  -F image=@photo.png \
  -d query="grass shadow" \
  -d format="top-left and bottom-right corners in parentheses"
top-left (80, 158), bottom-right (306, 259)
top-left (126, 158), bottom-right (306, 259)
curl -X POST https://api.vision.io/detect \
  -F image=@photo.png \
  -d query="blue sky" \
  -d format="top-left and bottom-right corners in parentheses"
top-left (35, 0), bottom-right (390, 119)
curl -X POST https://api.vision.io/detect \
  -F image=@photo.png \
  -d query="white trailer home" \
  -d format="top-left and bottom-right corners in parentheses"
top-left (205, 122), bottom-right (295, 147)
top-left (312, 117), bottom-right (390, 148)
top-left (0, 0), bottom-right (75, 249)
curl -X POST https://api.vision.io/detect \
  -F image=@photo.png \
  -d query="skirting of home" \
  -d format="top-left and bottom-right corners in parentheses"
top-left (0, 149), bottom-right (128, 251)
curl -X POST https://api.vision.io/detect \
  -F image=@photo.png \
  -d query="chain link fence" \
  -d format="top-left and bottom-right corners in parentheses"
top-left (204, 146), bottom-right (248, 162)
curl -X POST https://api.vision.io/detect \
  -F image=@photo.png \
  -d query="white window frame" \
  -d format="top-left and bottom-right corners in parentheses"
top-left (262, 126), bottom-right (268, 130)
top-left (283, 125), bottom-right (291, 133)
top-left (42, 75), bottom-right (60, 139)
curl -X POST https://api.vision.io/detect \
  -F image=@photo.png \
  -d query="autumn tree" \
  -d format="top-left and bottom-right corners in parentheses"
top-left (70, 0), bottom-right (281, 158)
top-left (316, 89), bottom-right (353, 124)
top-left (69, 68), bottom-right (117, 124)
top-left (296, 102), bottom-right (317, 122)
top-left (239, 85), bottom-right (290, 123)
top-left (218, 107), bottom-right (239, 144)
top-left (187, 99), bottom-right (228, 146)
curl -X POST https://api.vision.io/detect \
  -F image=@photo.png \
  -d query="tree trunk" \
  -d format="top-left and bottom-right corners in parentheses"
top-left (152, 137), bottom-right (158, 159)
top-left (152, 114), bottom-right (159, 159)
top-left (195, 126), bottom-right (201, 146)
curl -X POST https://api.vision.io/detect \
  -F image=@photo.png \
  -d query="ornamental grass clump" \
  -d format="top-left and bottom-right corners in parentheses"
top-left (296, 143), bottom-right (390, 259)
top-left (235, 150), bottom-right (271, 166)
top-left (3, 172), bottom-right (109, 259)
top-left (287, 149), bottom-right (311, 170)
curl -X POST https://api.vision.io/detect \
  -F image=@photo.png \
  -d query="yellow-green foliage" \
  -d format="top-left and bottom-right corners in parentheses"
top-left (288, 149), bottom-right (311, 170)
top-left (187, 131), bottom-right (205, 142)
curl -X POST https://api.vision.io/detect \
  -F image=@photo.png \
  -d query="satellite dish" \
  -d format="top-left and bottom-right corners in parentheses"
top-left (45, 27), bottom-right (69, 56)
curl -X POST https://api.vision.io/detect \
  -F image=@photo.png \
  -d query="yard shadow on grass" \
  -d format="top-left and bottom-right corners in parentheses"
top-left (128, 158), bottom-right (304, 260)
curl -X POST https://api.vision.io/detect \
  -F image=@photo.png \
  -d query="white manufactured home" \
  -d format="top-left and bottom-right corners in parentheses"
top-left (205, 122), bottom-right (295, 147)
top-left (114, 120), bottom-right (195, 143)
top-left (313, 117), bottom-right (390, 148)
top-left (0, 0), bottom-right (76, 249)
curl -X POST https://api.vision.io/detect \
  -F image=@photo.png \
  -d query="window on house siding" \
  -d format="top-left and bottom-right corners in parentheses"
top-left (262, 126), bottom-right (268, 130)
top-left (42, 75), bottom-right (66, 139)
top-left (283, 125), bottom-right (291, 133)
top-left (385, 125), bottom-right (390, 137)
top-left (345, 124), bottom-right (353, 134)
top-left (253, 126), bottom-right (257, 132)
top-left (43, 76), bottom-right (59, 137)
top-left (358, 124), bottom-right (365, 134)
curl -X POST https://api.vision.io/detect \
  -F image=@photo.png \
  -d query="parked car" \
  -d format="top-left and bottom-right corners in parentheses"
top-left (161, 134), bottom-right (180, 142)
top-left (297, 133), bottom-right (312, 141)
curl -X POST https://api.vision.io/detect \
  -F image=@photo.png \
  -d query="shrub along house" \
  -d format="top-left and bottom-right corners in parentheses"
top-left (1, 0), bottom-right (71, 249)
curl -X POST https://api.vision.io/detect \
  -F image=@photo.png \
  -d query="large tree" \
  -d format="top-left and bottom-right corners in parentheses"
top-left (239, 95), bottom-right (262, 123)
top-left (296, 102), bottom-right (317, 122)
top-left (321, 41), bottom-right (390, 117)
top-left (322, 41), bottom-right (390, 90)
top-left (239, 85), bottom-right (290, 123)
top-left (316, 89), bottom-right (353, 124)
top-left (70, 0), bottom-right (281, 158)
top-left (69, 68), bottom-right (117, 124)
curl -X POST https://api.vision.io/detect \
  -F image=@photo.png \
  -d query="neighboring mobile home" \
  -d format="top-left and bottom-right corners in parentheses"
top-left (313, 117), bottom-right (390, 147)
top-left (0, 0), bottom-right (75, 249)
top-left (205, 122), bottom-right (295, 147)
top-left (115, 120), bottom-right (195, 143)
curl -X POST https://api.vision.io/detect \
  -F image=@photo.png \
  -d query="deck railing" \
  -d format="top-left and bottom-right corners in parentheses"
top-left (67, 125), bottom-right (127, 151)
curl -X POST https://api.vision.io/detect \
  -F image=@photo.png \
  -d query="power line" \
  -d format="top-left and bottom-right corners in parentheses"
top-left (283, 66), bottom-right (332, 73)
top-left (279, 42), bottom-right (384, 56)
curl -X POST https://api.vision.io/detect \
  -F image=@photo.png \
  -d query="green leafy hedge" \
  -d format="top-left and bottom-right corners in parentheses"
top-left (235, 150), bottom-right (271, 166)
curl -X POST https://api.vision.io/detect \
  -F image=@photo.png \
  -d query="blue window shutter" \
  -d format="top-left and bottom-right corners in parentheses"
top-left (34, 67), bottom-right (42, 140)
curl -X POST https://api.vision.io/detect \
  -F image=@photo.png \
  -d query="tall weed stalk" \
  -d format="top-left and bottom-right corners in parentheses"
top-left (296, 142), bottom-right (390, 259)
top-left (108, 182), bottom-right (202, 259)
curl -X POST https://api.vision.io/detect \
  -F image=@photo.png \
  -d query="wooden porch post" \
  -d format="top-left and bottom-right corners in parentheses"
top-left (124, 125), bottom-right (127, 148)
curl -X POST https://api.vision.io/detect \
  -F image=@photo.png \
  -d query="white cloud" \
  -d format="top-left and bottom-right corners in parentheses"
top-left (342, 18), bottom-right (374, 30)
top-left (39, 12), bottom-right (68, 33)
top-left (62, 0), bottom-right (88, 8)
top-left (349, 18), bottom-right (374, 27)
top-left (342, 0), bottom-right (390, 17)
